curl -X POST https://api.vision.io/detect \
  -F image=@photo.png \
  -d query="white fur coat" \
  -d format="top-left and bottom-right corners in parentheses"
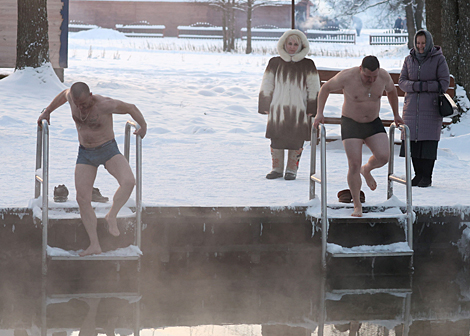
top-left (258, 29), bottom-right (320, 144)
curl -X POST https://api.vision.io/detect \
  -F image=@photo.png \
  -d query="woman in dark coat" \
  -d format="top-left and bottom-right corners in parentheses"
top-left (398, 29), bottom-right (450, 187)
top-left (258, 29), bottom-right (320, 180)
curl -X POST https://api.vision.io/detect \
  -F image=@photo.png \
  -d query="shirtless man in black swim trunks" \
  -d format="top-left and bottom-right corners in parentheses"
top-left (37, 82), bottom-right (147, 256)
top-left (313, 56), bottom-right (404, 217)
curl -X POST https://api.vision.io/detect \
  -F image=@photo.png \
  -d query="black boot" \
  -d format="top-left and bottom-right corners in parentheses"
top-left (417, 159), bottom-right (435, 188)
top-left (411, 158), bottom-right (423, 186)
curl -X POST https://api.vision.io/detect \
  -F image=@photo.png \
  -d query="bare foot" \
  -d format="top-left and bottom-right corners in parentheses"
top-left (105, 213), bottom-right (120, 237)
top-left (361, 166), bottom-right (377, 191)
top-left (351, 205), bottom-right (363, 217)
top-left (79, 244), bottom-right (102, 257)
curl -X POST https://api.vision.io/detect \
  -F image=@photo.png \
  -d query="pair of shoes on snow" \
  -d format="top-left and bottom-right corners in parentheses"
top-left (54, 184), bottom-right (69, 202)
top-left (92, 187), bottom-right (109, 203)
top-left (337, 189), bottom-right (365, 203)
top-left (266, 171), bottom-right (297, 180)
top-left (53, 185), bottom-right (109, 203)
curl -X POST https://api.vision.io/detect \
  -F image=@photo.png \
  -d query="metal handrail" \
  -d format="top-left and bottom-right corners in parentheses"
top-left (35, 120), bottom-right (49, 276)
top-left (309, 122), bottom-right (414, 268)
top-left (309, 123), bottom-right (328, 269)
top-left (35, 120), bottom-right (143, 275)
top-left (124, 121), bottom-right (143, 248)
top-left (388, 123), bottom-right (413, 251)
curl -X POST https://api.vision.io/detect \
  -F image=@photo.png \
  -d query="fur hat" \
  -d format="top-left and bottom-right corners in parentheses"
top-left (277, 29), bottom-right (310, 63)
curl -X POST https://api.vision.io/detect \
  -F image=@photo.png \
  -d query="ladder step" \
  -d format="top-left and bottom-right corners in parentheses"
top-left (47, 245), bottom-right (142, 261)
top-left (35, 206), bottom-right (136, 220)
top-left (327, 242), bottom-right (413, 258)
top-left (309, 207), bottom-right (409, 223)
top-left (328, 288), bottom-right (412, 296)
top-left (47, 293), bottom-right (141, 305)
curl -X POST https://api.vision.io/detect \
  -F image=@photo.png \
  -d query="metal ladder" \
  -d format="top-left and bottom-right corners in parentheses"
top-left (310, 122), bottom-right (414, 269)
top-left (35, 120), bottom-right (143, 275)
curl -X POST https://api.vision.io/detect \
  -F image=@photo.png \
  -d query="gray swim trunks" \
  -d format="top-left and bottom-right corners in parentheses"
top-left (76, 139), bottom-right (121, 167)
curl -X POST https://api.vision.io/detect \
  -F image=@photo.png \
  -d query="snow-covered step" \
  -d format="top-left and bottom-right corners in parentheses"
top-left (47, 245), bottom-right (142, 261)
top-left (326, 206), bottom-right (408, 221)
top-left (47, 206), bottom-right (135, 220)
top-left (47, 293), bottom-right (141, 305)
top-left (327, 288), bottom-right (411, 297)
top-left (32, 201), bottom-right (136, 220)
top-left (327, 242), bottom-right (413, 258)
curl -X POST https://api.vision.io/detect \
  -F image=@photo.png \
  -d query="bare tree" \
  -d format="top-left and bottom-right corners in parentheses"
top-left (208, 0), bottom-right (240, 52)
top-left (239, 0), bottom-right (277, 54)
top-left (16, 0), bottom-right (49, 69)
top-left (322, 0), bottom-right (423, 48)
top-left (427, 0), bottom-right (470, 119)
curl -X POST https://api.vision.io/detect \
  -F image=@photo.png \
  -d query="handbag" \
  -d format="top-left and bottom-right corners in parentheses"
top-left (438, 84), bottom-right (458, 118)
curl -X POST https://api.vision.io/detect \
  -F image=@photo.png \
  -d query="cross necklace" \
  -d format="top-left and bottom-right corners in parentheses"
top-left (361, 79), bottom-right (372, 98)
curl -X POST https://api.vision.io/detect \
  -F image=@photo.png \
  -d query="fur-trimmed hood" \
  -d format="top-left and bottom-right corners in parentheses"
top-left (277, 29), bottom-right (310, 63)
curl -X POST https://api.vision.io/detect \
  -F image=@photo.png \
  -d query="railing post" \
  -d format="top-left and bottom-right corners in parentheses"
top-left (124, 121), bottom-right (142, 250)
top-left (35, 125), bottom-right (43, 199)
top-left (40, 120), bottom-right (49, 276)
top-left (387, 123), bottom-right (396, 200)
top-left (319, 125), bottom-right (328, 270)
top-left (135, 131), bottom-right (142, 249)
top-left (402, 124), bottom-right (413, 251)
top-left (309, 123), bottom-right (317, 200)
top-left (388, 123), bottom-right (413, 252)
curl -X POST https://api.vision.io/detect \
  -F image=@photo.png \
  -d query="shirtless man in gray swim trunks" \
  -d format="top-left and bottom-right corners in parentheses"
top-left (313, 56), bottom-right (404, 217)
top-left (38, 82), bottom-right (147, 256)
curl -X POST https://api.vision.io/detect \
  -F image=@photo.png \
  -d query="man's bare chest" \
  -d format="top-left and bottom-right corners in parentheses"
top-left (72, 109), bottom-right (103, 130)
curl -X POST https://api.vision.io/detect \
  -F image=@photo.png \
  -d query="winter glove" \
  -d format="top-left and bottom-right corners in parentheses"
top-left (413, 81), bottom-right (429, 92)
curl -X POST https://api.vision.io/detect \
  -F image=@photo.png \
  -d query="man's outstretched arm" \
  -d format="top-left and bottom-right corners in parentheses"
top-left (37, 89), bottom-right (69, 126)
top-left (313, 72), bottom-right (344, 128)
top-left (114, 101), bottom-right (147, 138)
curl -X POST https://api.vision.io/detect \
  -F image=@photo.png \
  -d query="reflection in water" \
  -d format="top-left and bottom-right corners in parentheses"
top-left (2, 248), bottom-right (470, 336)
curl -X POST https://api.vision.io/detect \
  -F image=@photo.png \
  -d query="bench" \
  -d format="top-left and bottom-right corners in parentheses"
top-left (317, 69), bottom-right (456, 126)
top-left (306, 29), bottom-right (356, 44)
top-left (115, 22), bottom-right (165, 38)
top-left (370, 29), bottom-right (408, 45)
top-left (68, 21), bottom-right (100, 33)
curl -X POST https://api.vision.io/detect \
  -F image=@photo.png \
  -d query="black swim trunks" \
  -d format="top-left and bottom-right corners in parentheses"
top-left (341, 116), bottom-right (386, 140)
top-left (76, 139), bottom-right (121, 167)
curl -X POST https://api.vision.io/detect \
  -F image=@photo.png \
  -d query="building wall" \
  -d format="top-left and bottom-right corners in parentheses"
top-left (69, 1), bottom-right (291, 37)
top-left (0, 0), bottom-right (66, 69)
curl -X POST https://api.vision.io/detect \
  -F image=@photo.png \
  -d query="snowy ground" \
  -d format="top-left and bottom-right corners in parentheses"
top-left (1, 29), bottom-right (469, 211)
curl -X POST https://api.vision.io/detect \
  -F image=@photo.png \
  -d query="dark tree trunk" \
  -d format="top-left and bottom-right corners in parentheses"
top-left (457, 0), bottom-right (470, 94)
top-left (245, 0), bottom-right (252, 54)
top-left (222, 1), bottom-right (228, 51)
top-left (440, 0), bottom-right (459, 78)
top-left (16, 0), bottom-right (49, 69)
top-left (229, 0), bottom-right (235, 50)
top-left (404, 0), bottom-right (416, 49)
top-left (414, 0), bottom-right (425, 30)
top-left (426, 0), bottom-right (442, 45)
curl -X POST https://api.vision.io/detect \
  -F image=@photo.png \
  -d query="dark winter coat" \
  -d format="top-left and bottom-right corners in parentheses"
top-left (399, 38), bottom-right (450, 141)
top-left (258, 29), bottom-right (320, 144)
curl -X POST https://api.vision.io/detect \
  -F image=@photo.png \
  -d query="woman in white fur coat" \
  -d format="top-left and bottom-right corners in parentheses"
top-left (259, 29), bottom-right (320, 180)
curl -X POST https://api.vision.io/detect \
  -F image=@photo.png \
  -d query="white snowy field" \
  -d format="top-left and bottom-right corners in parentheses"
top-left (0, 28), bottom-right (469, 210)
